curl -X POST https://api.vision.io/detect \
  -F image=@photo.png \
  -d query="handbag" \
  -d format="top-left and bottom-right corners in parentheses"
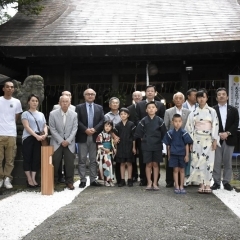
top-left (28, 111), bottom-right (49, 146)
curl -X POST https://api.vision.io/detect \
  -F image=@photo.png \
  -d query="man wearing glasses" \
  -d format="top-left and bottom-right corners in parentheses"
top-left (76, 89), bottom-right (104, 188)
top-left (0, 81), bottom-right (22, 189)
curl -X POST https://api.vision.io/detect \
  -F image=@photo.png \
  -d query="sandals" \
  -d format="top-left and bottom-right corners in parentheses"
top-left (204, 188), bottom-right (212, 194)
top-left (174, 188), bottom-right (180, 194)
top-left (180, 188), bottom-right (186, 194)
top-left (152, 186), bottom-right (160, 191)
top-left (145, 185), bottom-right (152, 190)
top-left (198, 187), bottom-right (205, 194)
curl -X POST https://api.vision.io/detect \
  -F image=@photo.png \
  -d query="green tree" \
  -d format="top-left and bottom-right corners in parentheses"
top-left (0, 0), bottom-right (44, 16)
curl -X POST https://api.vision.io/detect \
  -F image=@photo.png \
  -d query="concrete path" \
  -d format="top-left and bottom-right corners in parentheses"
top-left (23, 170), bottom-right (240, 240)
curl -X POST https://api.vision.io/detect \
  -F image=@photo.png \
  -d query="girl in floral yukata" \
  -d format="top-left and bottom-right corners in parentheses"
top-left (96, 120), bottom-right (115, 187)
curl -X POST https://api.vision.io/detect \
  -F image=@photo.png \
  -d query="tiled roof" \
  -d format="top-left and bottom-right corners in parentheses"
top-left (0, 0), bottom-right (240, 46)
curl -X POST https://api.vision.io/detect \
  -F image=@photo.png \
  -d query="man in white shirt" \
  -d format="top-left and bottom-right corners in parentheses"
top-left (0, 81), bottom-right (22, 189)
top-left (211, 88), bottom-right (239, 191)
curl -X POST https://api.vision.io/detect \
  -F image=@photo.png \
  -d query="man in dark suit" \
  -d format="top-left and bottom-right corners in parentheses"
top-left (76, 88), bottom-right (104, 188)
top-left (211, 87), bottom-right (239, 191)
top-left (135, 85), bottom-right (165, 186)
top-left (127, 91), bottom-right (143, 182)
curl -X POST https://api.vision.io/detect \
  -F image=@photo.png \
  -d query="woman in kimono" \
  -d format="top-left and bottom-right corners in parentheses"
top-left (185, 89), bottom-right (219, 193)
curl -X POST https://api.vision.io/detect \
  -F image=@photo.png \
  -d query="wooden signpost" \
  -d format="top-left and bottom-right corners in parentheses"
top-left (41, 146), bottom-right (54, 195)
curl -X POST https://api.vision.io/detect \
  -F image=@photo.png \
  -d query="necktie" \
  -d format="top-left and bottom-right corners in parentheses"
top-left (63, 113), bottom-right (66, 126)
top-left (88, 104), bottom-right (93, 128)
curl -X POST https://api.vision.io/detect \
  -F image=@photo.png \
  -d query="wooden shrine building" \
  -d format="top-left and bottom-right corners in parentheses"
top-left (1, 0), bottom-right (240, 113)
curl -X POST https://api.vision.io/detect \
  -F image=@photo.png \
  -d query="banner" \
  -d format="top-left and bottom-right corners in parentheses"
top-left (229, 75), bottom-right (240, 128)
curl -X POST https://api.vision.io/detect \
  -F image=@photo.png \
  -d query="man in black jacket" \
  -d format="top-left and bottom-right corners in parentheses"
top-left (135, 85), bottom-right (165, 186)
top-left (211, 88), bottom-right (239, 191)
top-left (127, 91), bottom-right (143, 182)
top-left (76, 88), bottom-right (104, 188)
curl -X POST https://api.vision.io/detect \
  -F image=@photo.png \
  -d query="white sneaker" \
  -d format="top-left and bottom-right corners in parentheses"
top-left (0, 179), bottom-right (3, 188)
top-left (109, 182), bottom-right (115, 187)
top-left (4, 177), bottom-right (13, 189)
top-left (104, 181), bottom-right (110, 187)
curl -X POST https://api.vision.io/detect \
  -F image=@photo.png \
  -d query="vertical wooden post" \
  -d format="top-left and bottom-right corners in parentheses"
top-left (41, 146), bottom-right (54, 195)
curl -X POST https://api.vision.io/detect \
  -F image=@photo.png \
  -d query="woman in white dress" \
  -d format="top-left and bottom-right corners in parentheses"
top-left (185, 89), bottom-right (219, 193)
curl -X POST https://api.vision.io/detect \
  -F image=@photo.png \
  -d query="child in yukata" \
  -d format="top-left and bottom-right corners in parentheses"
top-left (96, 121), bottom-right (115, 187)
top-left (135, 101), bottom-right (167, 191)
top-left (162, 114), bottom-right (193, 194)
top-left (114, 108), bottom-right (136, 187)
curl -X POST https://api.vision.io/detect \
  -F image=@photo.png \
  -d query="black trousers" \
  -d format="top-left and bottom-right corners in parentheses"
top-left (165, 155), bottom-right (174, 184)
top-left (52, 146), bottom-right (75, 184)
top-left (115, 161), bottom-right (121, 184)
top-left (58, 159), bottom-right (66, 179)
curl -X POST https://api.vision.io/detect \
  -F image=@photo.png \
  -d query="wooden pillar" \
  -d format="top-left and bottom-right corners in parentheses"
top-left (112, 61), bottom-right (119, 90)
top-left (41, 146), bottom-right (54, 195)
top-left (64, 61), bottom-right (71, 91)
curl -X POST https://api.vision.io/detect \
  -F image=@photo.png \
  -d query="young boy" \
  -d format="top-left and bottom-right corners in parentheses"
top-left (114, 108), bottom-right (136, 187)
top-left (162, 114), bottom-right (193, 194)
top-left (135, 101), bottom-right (167, 190)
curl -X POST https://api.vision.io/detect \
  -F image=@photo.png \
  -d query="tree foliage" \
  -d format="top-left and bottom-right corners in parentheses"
top-left (0, 0), bottom-right (44, 16)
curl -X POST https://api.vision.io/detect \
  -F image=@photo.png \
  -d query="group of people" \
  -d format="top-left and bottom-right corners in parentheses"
top-left (0, 81), bottom-right (239, 195)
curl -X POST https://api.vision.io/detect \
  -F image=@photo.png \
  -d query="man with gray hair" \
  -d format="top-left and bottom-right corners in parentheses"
top-left (127, 91), bottom-right (143, 182)
top-left (164, 92), bottom-right (191, 188)
top-left (53, 91), bottom-right (75, 111)
top-left (52, 91), bottom-right (75, 184)
top-left (76, 88), bottom-right (104, 188)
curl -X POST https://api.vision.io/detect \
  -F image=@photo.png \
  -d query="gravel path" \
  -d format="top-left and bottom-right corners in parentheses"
top-left (23, 172), bottom-right (240, 240)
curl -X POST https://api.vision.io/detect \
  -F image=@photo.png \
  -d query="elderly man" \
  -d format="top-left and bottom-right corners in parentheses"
top-left (53, 91), bottom-right (75, 111)
top-left (0, 81), bottom-right (22, 189)
top-left (76, 89), bottom-right (104, 188)
top-left (135, 85), bottom-right (165, 186)
top-left (211, 88), bottom-right (239, 191)
top-left (164, 92), bottom-right (191, 188)
top-left (127, 91), bottom-right (143, 182)
top-left (53, 91), bottom-right (75, 184)
top-left (49, 95), bottom-right (78, 190)
top-left (105, 97), bottom-right (121, 184)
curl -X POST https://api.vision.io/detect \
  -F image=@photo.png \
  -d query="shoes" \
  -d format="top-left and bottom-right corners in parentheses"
top-left (180, 188), bottom-right (186, 194)
top-left (109, 181), bottom-right (115, 187)
top-left (104, 181), bottom-right (110, 187)
top-left (118, 179), bottom-right (126, 187)
top-left (4, 177), bottom-right (13, 189)
top-left (224, 183), bottom-right (233, 191)
top-left (0, 179), bottom-right (3, 188)
top-left (152, 186), bottom-right (160, 191)
top-left (58, 177), bottom-right (65, 184)
top-left (79, 182), bottom-right (86, 188)
top-left (132, 177), bottom-right (138, 183)
top-left (145, 185), bottom-right (152, 190)
top-left (90, 180), bottom-right (101, 187)
top-left (35, 183), bottom-right (41, 187)
top-left (66, 183), bottom-right (75, 190)
top-left (204, 188), bottom-right (212, 194)
top-left (127, 179), bottom-right (133, 187)
top-left (166, 183), bottom-right (174, 188)
top-left (211, 183), bottom-right (220, 190)
top-left (139, 179), bottom-right (147, 186)
top-left (26, 180), bottom-right (35, 188)
top-left (174, 189), bottom-right (180, 194)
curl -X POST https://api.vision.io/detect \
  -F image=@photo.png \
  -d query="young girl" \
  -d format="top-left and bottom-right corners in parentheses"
top-left (96, 121), bottom-right (115, 187)
top-left (114, 108), bottom-right (136, 187)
